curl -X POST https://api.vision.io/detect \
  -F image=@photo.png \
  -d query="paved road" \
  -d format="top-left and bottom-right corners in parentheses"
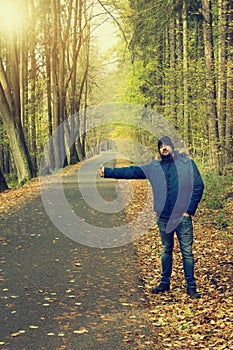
top-left (0, 156), bottom-right (156, 349)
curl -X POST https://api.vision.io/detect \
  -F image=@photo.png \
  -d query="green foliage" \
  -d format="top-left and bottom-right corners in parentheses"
top-left (5, 174), bottom-right (18, 189)
top-left (125, 0), bottom-right (233, 170)
top-left (201, 171), bottom-right (233, 229)
top-left (202, 172), bottom-right (232, 210)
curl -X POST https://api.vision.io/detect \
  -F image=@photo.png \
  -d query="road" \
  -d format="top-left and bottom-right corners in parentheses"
top-left (0, 155), bottom-right (156, 349)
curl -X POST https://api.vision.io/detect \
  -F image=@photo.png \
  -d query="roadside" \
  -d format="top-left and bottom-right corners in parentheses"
top-left (122, 174), bottom-right (233, 349)
top-left (0, 161), bottom-right (156, 350)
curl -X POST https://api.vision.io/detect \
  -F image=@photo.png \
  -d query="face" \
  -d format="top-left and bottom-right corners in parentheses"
top-left (159, 143), bottom-right (174, 157)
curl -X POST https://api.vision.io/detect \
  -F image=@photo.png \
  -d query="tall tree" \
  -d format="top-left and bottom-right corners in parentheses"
top-left (0, 34), bottom-right (34, 184)
top-left (0, 167), bottom-right (8, 192)
top-left (217, 0), bottom-right (227, 166)
top-left (168, 17), bottom-right (177, 124)
top-left (182, 0), bottom-right (189, 146)
top-left (202, 0), bottom-right (220, 169)
top-left (50, 0), bottom-right (66, 169)
top-left (225, 0), bottom-right (233, 163)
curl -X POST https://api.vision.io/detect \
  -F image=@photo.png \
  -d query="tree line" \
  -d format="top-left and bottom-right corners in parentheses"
top-left (0, 0), bottom-right (232, 192)
top-left (0, 0), bottom-right (108, 190)
top-left (123, 0), bottom-right (233, 171)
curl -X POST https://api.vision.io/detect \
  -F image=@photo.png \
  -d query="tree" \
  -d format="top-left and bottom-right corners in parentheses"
top-left (202, 0), bottom-right (220, 169)
top-left (0, 167), bottom-right (8, 192)
top-left (0, 35), bottom-right (34, 184)
top-left (182, 0), bottom-right (189, 146)
top-left (225, 0), bottom-right (233, 163)
top-left (125, 0), bottom-right (232, 168)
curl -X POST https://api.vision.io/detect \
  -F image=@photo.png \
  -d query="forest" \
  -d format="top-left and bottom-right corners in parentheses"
top-left (0, 2), bottom-right (232, 349)
top-left (0, 0), bottom-right (232, 190)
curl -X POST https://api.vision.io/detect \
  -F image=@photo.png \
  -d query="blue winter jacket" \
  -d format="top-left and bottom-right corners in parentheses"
top-left (104, 153), bottom-right (204, 219)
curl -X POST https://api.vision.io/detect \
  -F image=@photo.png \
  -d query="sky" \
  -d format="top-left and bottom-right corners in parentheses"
top-left (94, 19), bottom-right (119, 53)
top-left (0, 0), bottom-right (119, 54)
top-left (92, 2), bottom-right (119, 54)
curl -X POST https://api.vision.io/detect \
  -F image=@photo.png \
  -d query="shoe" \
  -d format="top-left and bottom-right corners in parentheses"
top-left (187, 287), bottom-right (200, 299)
top-left (151, 282), bottom-right (170, 294)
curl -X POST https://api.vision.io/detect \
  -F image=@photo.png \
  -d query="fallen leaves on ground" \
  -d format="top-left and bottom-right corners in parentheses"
top-left (0, 164), bottom-right (81, 216)
top-left (119, 159), bottom-right (233, 350)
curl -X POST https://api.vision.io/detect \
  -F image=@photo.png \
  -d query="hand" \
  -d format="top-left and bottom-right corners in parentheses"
top-left (183, 212), bottom-right (191, 217)
top-left (98, 164), bottom-right (104, 177)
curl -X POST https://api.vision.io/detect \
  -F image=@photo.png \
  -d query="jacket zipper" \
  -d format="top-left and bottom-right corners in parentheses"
top-left (168, 162), bottom-right (171, 214)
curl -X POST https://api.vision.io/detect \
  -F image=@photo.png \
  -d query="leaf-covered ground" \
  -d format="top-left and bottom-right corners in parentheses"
top-left (1, 161), bottom-right (232, 349)
top-left (122, 174), bottom-right (233, 350)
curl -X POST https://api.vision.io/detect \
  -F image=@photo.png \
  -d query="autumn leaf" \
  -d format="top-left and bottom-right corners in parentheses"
top-left (117, 158), bottom-right (233, 350)
top-left (73, 327), bottom-right (89, 334)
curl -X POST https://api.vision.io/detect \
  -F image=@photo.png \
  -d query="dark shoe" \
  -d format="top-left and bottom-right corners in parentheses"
top-left (187, 287), bottom-right (200, 299)
top-left (151, 283), bottom-right (170, 294)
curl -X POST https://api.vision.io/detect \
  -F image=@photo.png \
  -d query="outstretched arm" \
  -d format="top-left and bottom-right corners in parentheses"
top-left (98, 164), bottom-right (147, 180)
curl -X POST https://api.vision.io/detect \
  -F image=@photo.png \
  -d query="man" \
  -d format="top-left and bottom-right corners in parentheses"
top-left (99, 136), bottom-right (204, 298)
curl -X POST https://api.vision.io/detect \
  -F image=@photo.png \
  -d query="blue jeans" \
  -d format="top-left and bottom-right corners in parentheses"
top-left (157, 216), bottom-right (196, 288)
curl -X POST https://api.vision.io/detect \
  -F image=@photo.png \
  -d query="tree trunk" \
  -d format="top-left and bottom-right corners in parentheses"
top-left (81, 78), bottom-right (88, 157)
top-left (51, 0), bottom-right (66, 169)
top-left (68, 0), bottom-right (83, 164)
top-left (226, 0), bottom-right (233, 162)
top-left (29, 42), bottom-right (37, 173)
top-left (217, 0), bottom-right (227, 167)
top-left (0, 167), bottom-right (8, 192)
top-left (0, 82), bottom-right (33, 184)
top-left (202, 0), bottom-right (220, 170)
top-left (0, 36), bottom-right (34, 184)
top-left (169, 17), bottom-right (177, 124)
top-left (182, 0), bottom-right (189, 146)
top-left (176, 14), bottom-right (184, 128)
top-left (41, 0), bottom-right (55, 169)
top-left (156, 32), bottom-right (164, 112)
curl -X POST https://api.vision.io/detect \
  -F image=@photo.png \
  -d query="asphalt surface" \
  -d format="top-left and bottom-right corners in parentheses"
top-left (0, 156), bottom-right (156, 349)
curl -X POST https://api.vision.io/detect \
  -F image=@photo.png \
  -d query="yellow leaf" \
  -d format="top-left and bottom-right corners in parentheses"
top-left (73, 328), bottom-right (88, 334)
top-left (11, 332), bottom-right (21, 337)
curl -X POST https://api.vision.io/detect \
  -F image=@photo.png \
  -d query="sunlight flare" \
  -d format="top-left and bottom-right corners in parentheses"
top-left (0, 0), bottom-right (24, 34)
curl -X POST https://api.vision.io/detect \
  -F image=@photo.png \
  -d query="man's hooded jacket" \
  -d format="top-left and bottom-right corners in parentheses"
top-left (104, 151), bottom-right (204, 228)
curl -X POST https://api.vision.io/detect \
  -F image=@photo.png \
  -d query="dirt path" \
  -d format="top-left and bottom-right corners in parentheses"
top-left (0, 160), bottom-right (156, 350)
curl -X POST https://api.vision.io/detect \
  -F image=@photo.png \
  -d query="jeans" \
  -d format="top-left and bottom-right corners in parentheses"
top-left (157, 216), bottom-right (196, 288)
